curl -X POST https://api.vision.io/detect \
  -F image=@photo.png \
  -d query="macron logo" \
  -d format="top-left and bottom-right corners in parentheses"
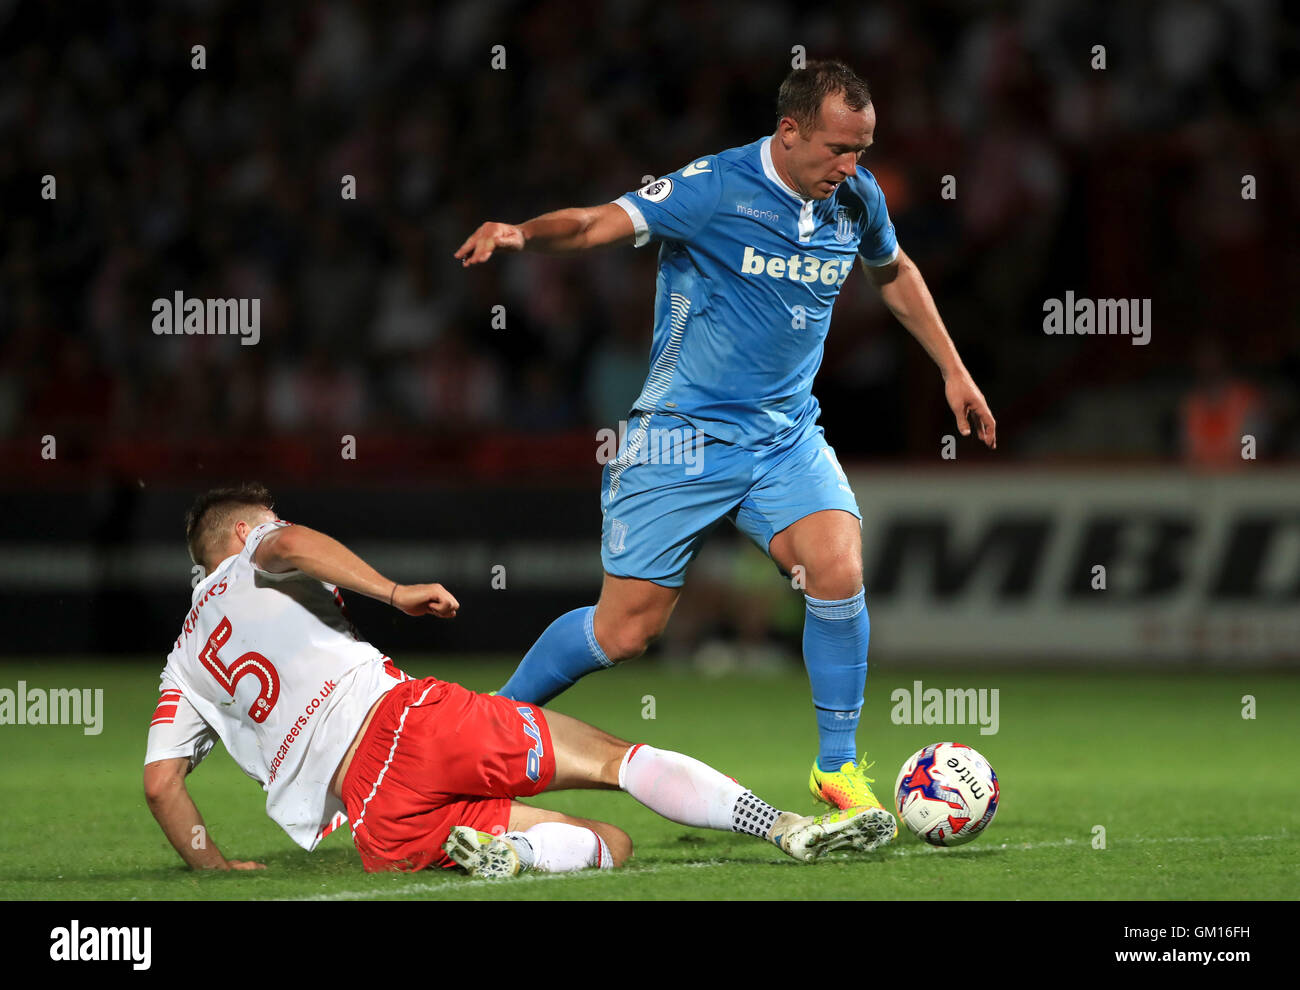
top-left (682, 160), bottom-right (711, 177)
top-left (740, 245), bottom-right (852, 286)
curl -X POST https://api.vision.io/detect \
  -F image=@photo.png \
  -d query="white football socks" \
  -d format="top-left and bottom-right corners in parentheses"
top-left (618, 743), bottom-right (783, 839)
top-left (499, 744), bottom-right (793, 874)
top-left (506, 823), bottom-right (613, 873)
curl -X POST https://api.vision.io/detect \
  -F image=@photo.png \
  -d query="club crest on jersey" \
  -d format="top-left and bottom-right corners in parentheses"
top-left (834, 207), bottom-right (855, 244)
top-left (637, 178), bottom-right (673, 203)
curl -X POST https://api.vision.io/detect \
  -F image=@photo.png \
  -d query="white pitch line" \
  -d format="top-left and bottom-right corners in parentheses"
top-left (291, 833), bottom-right (1288, 901)
top-left (888, 832), bottom-right (1288, 857)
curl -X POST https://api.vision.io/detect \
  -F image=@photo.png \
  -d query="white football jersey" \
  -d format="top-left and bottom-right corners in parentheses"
top-left (145, 520), bottom-right (409, 850)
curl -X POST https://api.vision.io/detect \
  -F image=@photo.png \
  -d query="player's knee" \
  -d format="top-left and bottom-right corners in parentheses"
top-left (603, 824), bottom-right (633, 866)
top-left (597, 743), bottom-right (631, 787)
top-left (142, 761), bottom-right (183, 805)
top-left (804, 554), bottom-right (863, 601)
top-left (601, 618), bottom-right (664, 662)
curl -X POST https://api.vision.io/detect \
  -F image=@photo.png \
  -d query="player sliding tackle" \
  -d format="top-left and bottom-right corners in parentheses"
top-left (143, 485), bottom-right (895, 880)
top-left (456, 61), bottom-right (997, 827)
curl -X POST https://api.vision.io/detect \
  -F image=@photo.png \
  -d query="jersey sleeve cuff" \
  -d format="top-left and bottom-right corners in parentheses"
top-left (244, 519), bottom-right (292, 572)
top-left (613, 196), bottom-right (651, 248)
top-left (859, 244), bottom-right (900, 268)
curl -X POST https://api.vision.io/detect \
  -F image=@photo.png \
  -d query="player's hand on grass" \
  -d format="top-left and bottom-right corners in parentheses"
top-left (225, 860), bottom-right (266, 871)
top-left (945, 370), bottom-right (997, 449)
top-left (392, 582), bottom-right (459, 618)
top-left (455, 222), bottom-right (524, 266)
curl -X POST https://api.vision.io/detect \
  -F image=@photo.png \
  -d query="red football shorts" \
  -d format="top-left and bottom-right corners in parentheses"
top-left (341, 676), bottom-right (556, 872)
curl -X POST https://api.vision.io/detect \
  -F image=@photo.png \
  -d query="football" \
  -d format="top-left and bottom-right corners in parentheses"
top-left (895, 742), bottom-right (1000, 846)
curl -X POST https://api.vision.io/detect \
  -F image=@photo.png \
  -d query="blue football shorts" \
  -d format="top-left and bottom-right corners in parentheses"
top-left (599, 410), bottom-right (861, 587)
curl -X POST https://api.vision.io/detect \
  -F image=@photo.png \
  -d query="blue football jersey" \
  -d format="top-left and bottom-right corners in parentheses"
top-left (612, 135), bottom-right (898, 448)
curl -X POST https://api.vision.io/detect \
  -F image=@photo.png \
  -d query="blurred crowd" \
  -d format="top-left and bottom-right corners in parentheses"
top-left (2, 0), bottom-right (1297, 477)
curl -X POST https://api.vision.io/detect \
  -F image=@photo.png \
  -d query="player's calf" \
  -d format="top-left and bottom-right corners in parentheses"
top-left (508, 801), bottom-right (632, 866)
top-left (616, 743), bottom-right (895, 860)
top-left (539, 704), bottom-right (895, 863)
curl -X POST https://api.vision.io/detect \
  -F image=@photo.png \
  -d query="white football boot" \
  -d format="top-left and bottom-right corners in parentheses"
top-left (770, 805), bottom-right (897, 862)
top-left (442, 826), bottom-right (531, 879)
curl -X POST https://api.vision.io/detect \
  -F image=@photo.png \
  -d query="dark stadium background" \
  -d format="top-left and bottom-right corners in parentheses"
top-left (1, 0), bottom-right (1297, 664)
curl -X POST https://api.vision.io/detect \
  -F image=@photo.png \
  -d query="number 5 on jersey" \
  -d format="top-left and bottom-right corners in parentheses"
top-left (200, 616), bottom-right (281, 723)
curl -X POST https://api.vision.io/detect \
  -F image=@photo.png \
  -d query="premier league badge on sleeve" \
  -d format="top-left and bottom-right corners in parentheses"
top-left (638, 178), bottom-right (674, 202)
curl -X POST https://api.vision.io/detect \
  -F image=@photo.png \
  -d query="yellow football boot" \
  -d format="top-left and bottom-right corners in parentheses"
top-left (809, 757), bottom-right (899, 841)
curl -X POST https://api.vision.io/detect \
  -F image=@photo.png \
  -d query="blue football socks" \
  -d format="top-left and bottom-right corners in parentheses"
top-left (803, 588), bottom-right (870, 773)
top-left (497, 606), bottom-right (613, 704)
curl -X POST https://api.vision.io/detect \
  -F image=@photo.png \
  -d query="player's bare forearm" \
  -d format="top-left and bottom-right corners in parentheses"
top-left (253, 525), bottom-right (459, 617)
top-left (143, 758), bottom-right (258, 870)
top-left (520, 208), bottom-right (607, 252)
top-left (871, 250), bottom-right (963, 379)
top-left (255, 525), bottom-right (393, 598)
top-left (456, 203), bottom-right (633, 266)
top-left (870, 249), bottom-right (998, 448)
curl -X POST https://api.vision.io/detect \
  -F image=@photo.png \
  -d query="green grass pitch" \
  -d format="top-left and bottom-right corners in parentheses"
top-left (1, 658), bottom-right (1296, 900)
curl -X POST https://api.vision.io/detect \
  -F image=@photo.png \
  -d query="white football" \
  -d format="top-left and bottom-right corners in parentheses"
top-left (895, 742), bottom-right (1000, 846)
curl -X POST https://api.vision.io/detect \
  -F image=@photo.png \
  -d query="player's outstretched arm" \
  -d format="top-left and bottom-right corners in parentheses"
top-left (143, 758), bottom-right (265, 870)
top-left (454, 202), bottom-right (634, 266)
top-left (253, 524), bottom-right (458, 618)
top-left (868, 248), bottom-right (997, 449)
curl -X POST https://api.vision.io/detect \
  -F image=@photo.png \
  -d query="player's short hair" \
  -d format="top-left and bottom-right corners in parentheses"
top-left (185, 482), bottom-right (275, 569)
top-left (776, 59), bottom-right (872, 133)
